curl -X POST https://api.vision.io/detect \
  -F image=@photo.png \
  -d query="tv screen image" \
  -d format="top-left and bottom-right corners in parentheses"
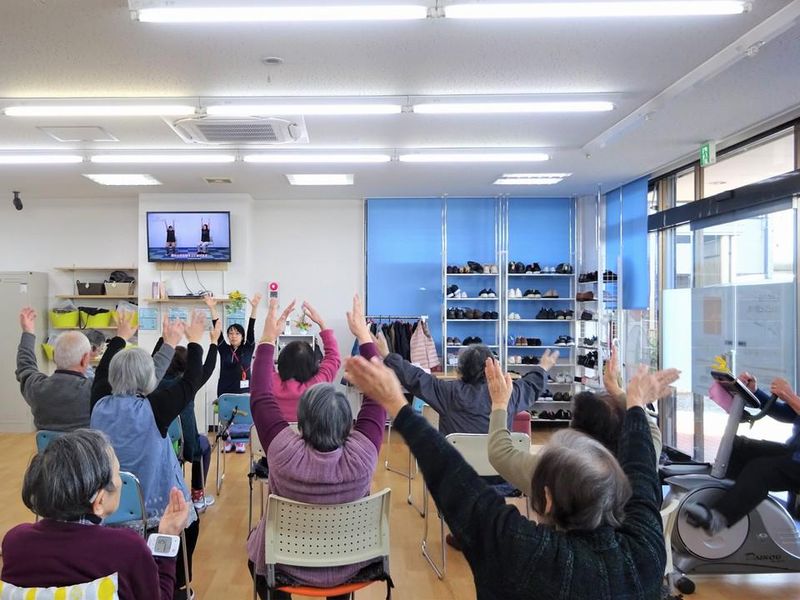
top-left (147, 211), bottom-right (232, 262)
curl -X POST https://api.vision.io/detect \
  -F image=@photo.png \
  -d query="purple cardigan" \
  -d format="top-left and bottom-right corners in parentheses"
top-left (247, 340), bottom-right (386, 586)
top-left (1, 519), bottom-right (175, 599)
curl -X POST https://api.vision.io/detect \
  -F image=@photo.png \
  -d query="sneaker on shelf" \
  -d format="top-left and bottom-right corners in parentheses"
top-left (514, 288), bottom-right (523, 298)
top-left (446, 285), bottom-right (459, 298)
top-left (580, 310), bottom-right (595, 321)
top-left (486, 288), bottom-right (496, 298)
top-left (536, 308), bottom-right (548, 319)
top-left (235, 442), bottom-right (247, 454)
top-left (479, 288), bottom-right (488, 298)
top-left (490, 265), bottom-right (498, 274)
top-left (543, 289), bottom-right (559, 298)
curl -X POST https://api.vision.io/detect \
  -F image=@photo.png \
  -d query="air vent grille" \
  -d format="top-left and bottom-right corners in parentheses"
top-left (166, 116), bottom-right (309, 145)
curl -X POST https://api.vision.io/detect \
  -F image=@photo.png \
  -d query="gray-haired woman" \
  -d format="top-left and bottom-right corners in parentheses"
top-left (345, 357), bottom-right (668, 600)
top-left (1, 429), bottom-right (188, 599)
top-left (90, 311), bottom-right (208, 600)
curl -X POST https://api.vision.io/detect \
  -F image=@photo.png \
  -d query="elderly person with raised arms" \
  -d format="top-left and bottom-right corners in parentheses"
top-left (489, 347), bottom-right (678, 496)
top-left (90, 311), bottom-right (207, 600)
top-left (344, 355), bottom-right (667, 600)
top-left (1, 429), bottom-right (188, 599)
top-left (15, 307), bottom-right (173, 431)
top-left (247, 295), bottom-right (386, 600)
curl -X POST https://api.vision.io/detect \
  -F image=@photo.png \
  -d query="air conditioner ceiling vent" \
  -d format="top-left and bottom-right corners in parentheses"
top-left (166, 115), bottom-right (309, 145)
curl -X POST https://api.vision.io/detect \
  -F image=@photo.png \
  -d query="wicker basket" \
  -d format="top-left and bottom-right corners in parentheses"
top-left (76, 281), bottom-right (105, 295)
top-left (104, 281), bottom-right (136, 297)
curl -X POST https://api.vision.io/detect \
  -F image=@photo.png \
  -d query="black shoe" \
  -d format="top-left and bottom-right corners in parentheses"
top-left (447, 308), bottom-right (456, 319)
top-left (532, 262), bottom-right (541, 273)
top-left (481, 311), bottom-right (492, 319)
top-left (490, 311), bottom-right (498, 319)
top-left (454, 308), bottom-right (465, 319)
top-left (536, 308), bottom-right (548, 319)
top-left (580, 310), bottom-right (595, 321)
top-left (445, 533), bottom-right (463, 551)
top-left (463, 336), bottom-right (473, 345)
top-left (468, 260), bottom-right (483, 273)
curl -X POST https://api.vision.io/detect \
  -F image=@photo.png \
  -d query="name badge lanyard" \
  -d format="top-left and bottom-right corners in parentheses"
top-left (232, 350), bottom-right (249, 381)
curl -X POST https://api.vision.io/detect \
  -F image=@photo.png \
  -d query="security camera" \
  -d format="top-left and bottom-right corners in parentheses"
top-left (12, 191), bottom-right (22, 211)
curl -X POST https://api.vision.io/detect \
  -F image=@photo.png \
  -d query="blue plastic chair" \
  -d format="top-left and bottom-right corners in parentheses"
top-left (167, 416), bottom-right (184, 462)
top-left (214, 393), bottom-right (253, 494)
top-left (104, 471), bottom-right (148, 536)
top-left (35, 430), bottom-right (65, 453)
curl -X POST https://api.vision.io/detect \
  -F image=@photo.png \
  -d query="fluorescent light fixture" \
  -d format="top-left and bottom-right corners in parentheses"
top-left (414, 101), bottom-right (614, 114)
top-left (494, 173), bottom-right (572, 185)
top-left (286, 174), bottom-right (354, 186)
top-left (4, 105), bottom-right (195, 117)
top-left (90, 154), bottom-right (235, 164)
top-left (399, 152), bottom-right (549, 163)
top-left (83, 174), bottom-right (162, 186)
top-left (207, 104), bottom-right (402, 116)
top-left (445, 2), bottom-right (748, 19)
top-left (244, 153), bottom-right (391, 164)
top-left (0, 155), bottom-right (83, 165)
top-left (135, 6), bottom-right (428, 23)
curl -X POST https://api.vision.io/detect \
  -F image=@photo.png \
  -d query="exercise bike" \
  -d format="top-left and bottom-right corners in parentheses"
top-left (661, 372), bottom-right (800, 594)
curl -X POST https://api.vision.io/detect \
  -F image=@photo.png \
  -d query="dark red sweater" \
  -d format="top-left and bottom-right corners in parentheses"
top-left (1, 519), bottom-right (176, 599)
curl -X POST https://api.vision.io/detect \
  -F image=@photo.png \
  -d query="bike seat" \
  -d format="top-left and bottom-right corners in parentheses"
top-left (659, 463), bottom-right (712, 478)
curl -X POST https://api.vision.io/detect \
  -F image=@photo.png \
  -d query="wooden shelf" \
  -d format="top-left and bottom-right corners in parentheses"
top-left (52, 327), bottom-right (117, 330)
top-left (55, 267), bottom-right (138, 272)
top-left (56, 295), bottom-right (137, 300)
top-left (145, 297), bottom-right (231, 303)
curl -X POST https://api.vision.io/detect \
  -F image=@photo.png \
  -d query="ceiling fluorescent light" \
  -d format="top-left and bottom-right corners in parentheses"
top-left (4, 105), bottom-right (195, 117)
top-left (0, 155), bottom-right (83, 165)
top-left (494, 173), bottom-right (572, 185)
top-left (414, 101), bottom-right (614, 114)
top-left (445, 2), bottom-right (748, 19)
top-left (83, 174), bottom-right (162, 186)
top-left (207, 104), bottom-right (402, 116)
top-left (286, 174), bottom-right (354, 186)
top-left (90, 154), bottom-right (235, 164)
top-left (135, 6), bottom-right (428, 23)
top-left (399, 152), bottom-right (549, 163)
top-left (244, 154), bottom-right (391, 164)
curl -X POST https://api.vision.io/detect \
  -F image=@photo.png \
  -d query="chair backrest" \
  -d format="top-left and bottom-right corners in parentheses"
top-left (250, 422), bottom-right (299, 461)
top-left (421, 403), bottom-right (439, 429)
top-left (264, 487), bottom-right (392, 584)
top-left (445, 432), bottom-right (530, 477)
top-left (512, 411), bottom-right (532, 436)
top-left (217, 393), bottom-right (253, 426)
top-left (167, 416), bottom-right (183, 459)
top-left (35, 429), bottom-right (65, 453)
top-left (104, 471), bottom-right (147, 536)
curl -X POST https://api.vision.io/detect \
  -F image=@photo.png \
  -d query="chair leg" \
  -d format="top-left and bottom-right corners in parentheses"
top-left (420, 481), bottom-right (446, 579)
top-left (407, 456), bottom-right (425, 518)
top-left (180, 529), bottom-right (193, 598)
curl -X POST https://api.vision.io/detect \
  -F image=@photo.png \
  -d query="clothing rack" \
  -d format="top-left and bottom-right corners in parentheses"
top-left (366, 314), bottom-right (427, 322)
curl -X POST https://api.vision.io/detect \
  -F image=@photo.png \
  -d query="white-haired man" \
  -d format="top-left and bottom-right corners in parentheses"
top-left (15, 307), bottom-right (175, 431)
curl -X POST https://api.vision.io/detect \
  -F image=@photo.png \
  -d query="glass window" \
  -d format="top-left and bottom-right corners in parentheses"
top-left (703, 129), bottom-right (794, 198)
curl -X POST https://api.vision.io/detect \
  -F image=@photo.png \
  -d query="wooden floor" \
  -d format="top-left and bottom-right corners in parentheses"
top-left (1, 431), bottom-right (799, 599)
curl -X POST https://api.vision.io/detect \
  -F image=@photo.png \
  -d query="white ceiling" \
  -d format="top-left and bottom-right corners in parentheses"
top-left (0, 0), bottom-right (798, 201)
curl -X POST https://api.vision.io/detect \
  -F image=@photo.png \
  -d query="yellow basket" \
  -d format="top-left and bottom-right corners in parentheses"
top-left (112, 310), bottom-right (139, 328)
top-left (49, 310), bottom-right (79, 328)
top-left (42, 343), bottom-right (54, 361)
top-left (80, 310), bottom-right (113, 328)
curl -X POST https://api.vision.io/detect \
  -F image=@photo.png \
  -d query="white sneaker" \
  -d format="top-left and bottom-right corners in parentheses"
top-left (490, 265), bottom-right (498, 274)
top-left (515, 288), bottom-right (522, 298)
top-left (458, 290), bottom-right (468, 299)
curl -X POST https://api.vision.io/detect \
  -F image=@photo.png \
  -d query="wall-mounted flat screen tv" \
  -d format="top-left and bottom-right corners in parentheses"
top-left (146, 211), bottom-right (232, 262)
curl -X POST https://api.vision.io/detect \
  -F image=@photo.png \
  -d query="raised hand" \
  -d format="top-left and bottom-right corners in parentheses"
top-left (654, 368), bottom-right (681, 399)
top-left (603, 346), bottom-right (624, 398)
top-left (344, 355), bottom-right (407, 417)
top-left (373, 332), bottom-right (390, 358)
top-left (157, 487), bottom-right (189, 536)
top-left (116, 310), bottom-right (138, 342)
top-left (210, 318), bottom-right (222, 344)
top-left (539, 348), bottom-right (560, 372)
top-left (202, 293), bottom-right (218, 309)
top-left (625, 365), bottom-right (661, 410)
top-left (770, 378), bottom-right (796, 403)
top-left (303, 301), bottom-right (326, 330)
top-left (345, 294), bottom-right (370, 344)
top-left (19, 307), bottom-right (37, 333)
top-left (261, 298), bottom-right (295, 344)
top-left (485, 358), bottom-right (512, 410)
top-left (185, 309), bottom-right (207, 344)
top-left (249, 292), bottom-right (263, 312)
top-left (162, 315), bottom-right (185, 348)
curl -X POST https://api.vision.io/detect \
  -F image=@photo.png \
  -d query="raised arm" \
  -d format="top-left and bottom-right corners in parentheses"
top-left (508, 349), bottom-right (558, 414)
top-left (250, 298), bottom-right (296, 450)
top-left (245, 292), bottom-right (263, 347)
top-left (15, 308), bottom-right (46, 399)
top-left (203, 293), bottom-right (224, 345)
top-left (302, 301), bottom-right (341, 383)
top-left (344, 355), bottom-right (543, 575)
top-left (616, 367), bottom-right (668, 574)
top-left (152, 319), bottom-right (177, 383)
top-left (347, 295), bottom-right (386, 452)
top-left (382, 352), bottom-right (448, 414)
top-left (147, 313), bottom-right (205, 436)
top-left (91, 312), bottom-right (140, 410)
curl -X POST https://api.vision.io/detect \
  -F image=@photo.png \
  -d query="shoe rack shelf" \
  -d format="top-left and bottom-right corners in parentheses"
top-left (508, 273), bottom-right (574, 277)
top-left (447, 297), bottom-right (498, 301)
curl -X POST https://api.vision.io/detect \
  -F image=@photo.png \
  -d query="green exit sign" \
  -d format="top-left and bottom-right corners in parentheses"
top-left (700, 141), bottom-right (717, 167)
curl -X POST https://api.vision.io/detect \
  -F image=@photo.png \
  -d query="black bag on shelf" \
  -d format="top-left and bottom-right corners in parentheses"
top-left (108, 270), bottom-right (135, 283)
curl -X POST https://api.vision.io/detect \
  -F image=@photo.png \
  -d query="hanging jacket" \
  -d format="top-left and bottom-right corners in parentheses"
top-left (410, 319), bottom-right (440, 370)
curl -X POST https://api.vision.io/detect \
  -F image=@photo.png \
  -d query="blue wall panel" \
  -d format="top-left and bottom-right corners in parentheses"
top-left (605, 189), bottom-right (621, 273)
top-left (366, 198), bottom-right (443, 345)
top-left (621, 177), bottom-right (649, 309)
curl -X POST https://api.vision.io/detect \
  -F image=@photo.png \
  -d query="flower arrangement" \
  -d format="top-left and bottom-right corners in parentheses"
top-left (294, 313), bottom-right (312, 332)
top-left (226, 290), bottom-right (246, 314)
